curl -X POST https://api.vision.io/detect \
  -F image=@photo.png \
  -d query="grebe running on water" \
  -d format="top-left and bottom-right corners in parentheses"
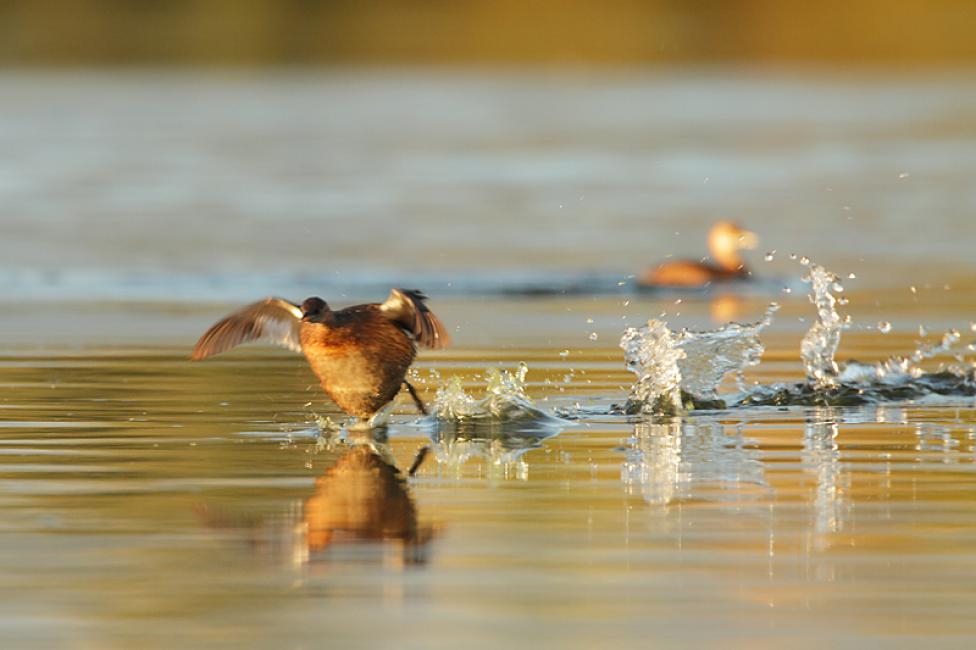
top-left (191, 288), bottom-right (449, 420)
top-left (638, 221), bottom-right (758, 289)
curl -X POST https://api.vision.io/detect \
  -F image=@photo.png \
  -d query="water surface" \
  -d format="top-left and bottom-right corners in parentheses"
top-left (2, 70), bottom-right (976, 648)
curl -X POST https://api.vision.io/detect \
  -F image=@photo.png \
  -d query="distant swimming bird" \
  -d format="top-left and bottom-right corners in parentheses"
top-left (191, 289), bottom-right (449, 419)
top-left (639, 221), bottom-right (758, 288)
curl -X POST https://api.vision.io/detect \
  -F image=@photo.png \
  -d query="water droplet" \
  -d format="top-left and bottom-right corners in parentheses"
top-left (623, 300), bottom-right (630, 307)
top-left (847, 272), bottom-right (857, 279)
top-left (898, 171), bottom-right (910, 179)
top-left (838, 297), bottom-right (849, 305)
top-left (910, 286), bottom-right (917, 294)
top-left (764, 250), bottom-right (776, 262)
top-left (616, 281), bottom-right (626, 286)
top-left (558, 349), bottom-right (569, 358)
top-left (919, 325), bottom-right (928, 337)
top-left (588, 332), bottom-right (599, 341)
top-left (878, 321), bottom-right (892, 333)
top-left (832, 282), bottom-right (844, 293)
top-left (586, 318), bottom-right (594, 324)
top-left (970, 321), bottom-right (976, 332)
top-left (674, 299), bottom-right (682, 305)
top-left (782, 286), bottom-right (792, 294)
top-left (799, 256), bottom-right (810, 266)
top-left (789, 253), bottom-right (798, 260)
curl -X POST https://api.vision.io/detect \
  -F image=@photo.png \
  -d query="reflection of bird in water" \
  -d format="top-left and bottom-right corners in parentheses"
top-left (195, 443), bottom-right (434, 566)
top-left (191, 288), bottom-right (449, 421)
top-left (709, 293), bottom-right (745, 324)
top-left (303, 445), bottom-right (433, 562)
top-left (639, 221), bottom-right (758, 289)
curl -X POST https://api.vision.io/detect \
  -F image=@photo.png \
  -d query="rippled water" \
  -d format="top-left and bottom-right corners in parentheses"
top-left (3, 70), bottom-right (976, 647)
top-left (5, 335), bottom-right (976, 648)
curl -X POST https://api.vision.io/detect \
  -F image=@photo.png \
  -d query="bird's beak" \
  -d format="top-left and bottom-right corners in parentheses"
top-left (738, 230), bottom-right (759, 250)
top-left (301, 312), bottom-right (312, 322)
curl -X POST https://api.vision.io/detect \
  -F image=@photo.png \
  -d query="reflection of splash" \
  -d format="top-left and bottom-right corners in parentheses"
top-left (622, 417), bottom-right (768, 506)
top-left (430, 435), bottom-right (531, 481)
top-left (427, 413), bottom-right (566, 481)
top-left (622, 419), bottom-right (683, 505)
top-left (802, 412), bottom-right (850, 545)
top-left (914, 422), bottom-right (959, 458)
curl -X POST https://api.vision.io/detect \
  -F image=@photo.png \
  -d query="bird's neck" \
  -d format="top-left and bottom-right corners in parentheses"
top-left (309, 312), bottom-right (337, 327)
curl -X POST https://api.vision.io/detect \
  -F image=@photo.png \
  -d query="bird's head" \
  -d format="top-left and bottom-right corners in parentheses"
top-left (710, 220), bottom-right (758, 251)
top-left (301, 297), bottom-right (330, 323)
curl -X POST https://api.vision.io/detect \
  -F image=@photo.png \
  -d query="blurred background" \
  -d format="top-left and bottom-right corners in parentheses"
top-left (2, 1), bottom-right (975, 65)
top-left (0, 1), bottom-right (974, 323)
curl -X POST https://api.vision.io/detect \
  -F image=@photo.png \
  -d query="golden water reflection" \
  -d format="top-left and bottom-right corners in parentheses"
top-left (3, 343), bottom-right (976, 645)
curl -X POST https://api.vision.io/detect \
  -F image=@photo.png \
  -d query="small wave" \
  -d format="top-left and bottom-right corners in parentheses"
top-left (738, 365), bottom-right (976, 407)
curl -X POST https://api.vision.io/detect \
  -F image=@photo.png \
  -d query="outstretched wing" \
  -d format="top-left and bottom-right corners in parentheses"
top-left (191, 297), bottom-right (303, 360)
top-left (378, 288), bottom-right (450, 350)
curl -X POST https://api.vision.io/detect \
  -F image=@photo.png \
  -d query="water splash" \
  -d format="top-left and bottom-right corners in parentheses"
top-left (432, 364), bottom-right (551, 422)
top-left (800, 264), bottom-right (848, 389)
top-left (620, 304), bottom-right (778, 414)
top-left (620, 320), bottom-right (685, 415)
top-left (738, 266), bottom-right (976, 407)
top-left (867, 328), bottom-right (964, 380)
top-left (675, 302), bottom-right (779, 398)
top-left (426, 364), bottom-right (566, 479)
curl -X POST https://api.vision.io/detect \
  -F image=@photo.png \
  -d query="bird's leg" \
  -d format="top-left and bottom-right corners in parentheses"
top-left (403, 380), bottom-right (429, 416)
top-left (364, 407), bottom-right (393, 430)
top-left (407, 445), bottom-right (430, 476)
